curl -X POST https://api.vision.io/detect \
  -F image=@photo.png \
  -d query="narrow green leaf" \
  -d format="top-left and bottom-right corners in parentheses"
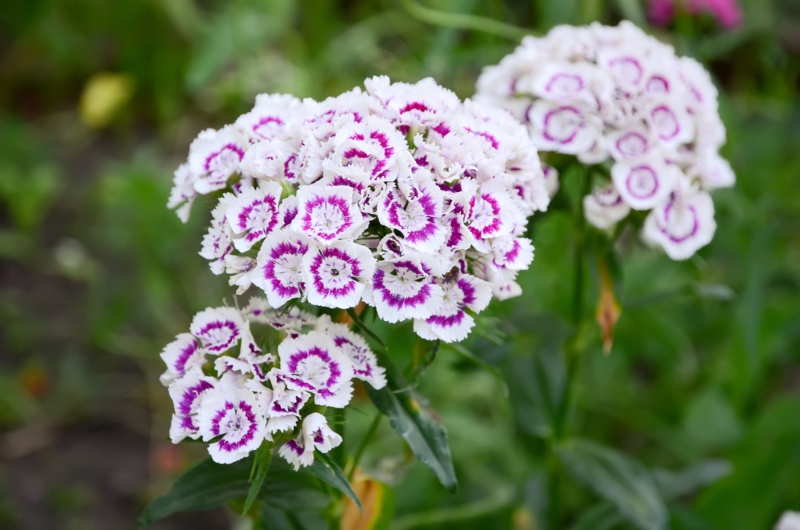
top-left (691, 283), bottom-right (735, 301)
top-left (402, 0), bottom-right (531, 41)
top-left (683, 388), bottom-right (743, 450)
top-left (571, 461), bottom-right (731, 530)
top-left (243, 444), bottom-right (274, 515)
top-left (347, 308), bottom-right (386, 348)
top-left (614, 0), bottom-right (647, 27)
top-left (407, 338), bottom-right (439, 385)
top-left (556, 438), bottom-right (667, 530)
top-left (443, 342), bottom-right (507, 393)
top-left (366, 356), bottom-right (457, 492)
top-left (307, 453), bottom-right (362, 513)
top-left (570, 502), bottom-right (624, 530)
top-left (138, 456), bottom-right (327, 527)
top-left (504, 329), bottom-right (567, 439)
top-left (653, 460), bottom-right (732, 501)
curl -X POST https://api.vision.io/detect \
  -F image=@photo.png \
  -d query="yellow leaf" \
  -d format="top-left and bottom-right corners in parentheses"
top-left (79, 72), bottom-right (135, 129)
top-left (595, 259), bottom-right (621, 354)
top-left (341, 471), bottom-right (395, 530)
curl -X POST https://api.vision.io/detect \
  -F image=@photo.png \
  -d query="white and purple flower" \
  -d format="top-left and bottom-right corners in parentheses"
top-left (292, 186), bottom-right (364, 244)
top-left (642, 188), bottom-right (716, 260)
top-left (365, 257), bottom-right (444, 324)
top-left (611, 158), bottom-right (679, 210)
top-left (188, 126), bottom-right (248, 194)
top-left (197, 373), bottom-right (267, 464)
top-left (189, 307), bottom-right (246, 355)
top-left (168, 367), bottom-right (215, 443)
top-left (414, 274), bottom-right (492, 343)
top-left (253, 229), bottom-right (311, 308)
top-left (476, 21), bottom-right (733, 260)
top-left (276, 331), bottom-right (355, 408)
top-left (302, 241), bottom-right (376, 309)
top-left (159, 333), bottom-right (204, 386)
top-left (316, 317), bottom-right (387, 389)
top-left (226, 183), bottom-right (284, 252)
top-left (583, 184), bottom-right (631, 230)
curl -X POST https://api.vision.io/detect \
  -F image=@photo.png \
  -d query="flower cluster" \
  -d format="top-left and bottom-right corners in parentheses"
top-left (476, 21), bottom-right (734, 260)
top-left (159, 298), bottom-right (386, 467)
top-left (170, 76), bottom-right (548, 342)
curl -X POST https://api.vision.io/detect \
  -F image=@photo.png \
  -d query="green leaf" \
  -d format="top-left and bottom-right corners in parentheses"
top-left (347, 308), bottom-right (386, 348)
top-left (570, 502), bottom-right (624, 530)
top-left (614, 0), bottom-right (647, 27)
top-left (556, 438), bottom-right (667, 530)
top-left (407, 338), bottom-right (439, 385)
top-left (307, 453), bottom-right (362, 513)
top-left (683, 388), bottom-right (743, 450)
top-left (503, 318), bottom-right (569, 439)
top-left (365, 356), bottom-right (458, 493)
top-left (691, 283), bottom-right (735, 301)
top-left (653, 460), bottom-right (733, 500)
top-left (570, 460), bottom-right (732, 530)
top-left (185, 2), bottom-right (292, 91)
top-left (694, 398), bottom-right (800, 530)
top-left (138, 456), bottom-right (328, 527)
top-left (443, 342), bottom-right (507, 393)
top-left (242, 443), bottom-right (274, 515)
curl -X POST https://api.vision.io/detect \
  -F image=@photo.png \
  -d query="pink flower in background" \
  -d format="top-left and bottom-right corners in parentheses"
top-left (648, 0), bottom-right (742, 30)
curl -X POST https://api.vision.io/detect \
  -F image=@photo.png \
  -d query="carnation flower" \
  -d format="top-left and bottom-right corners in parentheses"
top-left (170, 76), bottom-right (549, 343)
top-left (476, 21), bottom-right (733, 260)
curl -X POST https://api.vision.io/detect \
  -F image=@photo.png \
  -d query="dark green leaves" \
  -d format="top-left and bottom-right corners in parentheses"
top-left (138, 456), bottom-right (327, 527)
top-left (307, 453), bottom-right (362, 513)
top-left (365, 363), bottom-right (457, 493)
top-left (556, 439), bottom-right (667, 530)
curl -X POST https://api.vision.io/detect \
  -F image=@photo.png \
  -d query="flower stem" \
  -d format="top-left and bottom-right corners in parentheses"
top-left (348, 412), bottom-right (382, 482)
top-left (332, 407), bottom-right (346, 469)
top-left (549, 167), bottom-right (592, 527)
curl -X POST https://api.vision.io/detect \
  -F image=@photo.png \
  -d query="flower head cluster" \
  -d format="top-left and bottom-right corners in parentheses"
top-left (476, 21), bottom-right (734, 260)
top-left (170, 77), bottom-right (548, 342)
top-left (159, 298), bottom-right (386, 467)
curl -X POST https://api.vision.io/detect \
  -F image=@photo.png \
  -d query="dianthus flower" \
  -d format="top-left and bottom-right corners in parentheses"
top-left (159, 300), bottom-right (386, 466)
top-left (170, 76), bottom-right (549, 342)
top-left (162, 76), bottom-right (549, 469)
top-left (476, 21), bottom-right (733, 260)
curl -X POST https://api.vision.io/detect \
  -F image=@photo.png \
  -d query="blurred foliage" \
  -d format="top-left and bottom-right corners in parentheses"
top-left (1, 0), bottom-right (800, 529)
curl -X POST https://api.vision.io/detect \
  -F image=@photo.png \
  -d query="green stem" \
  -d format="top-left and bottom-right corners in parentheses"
top-left (546, 447), bottom-right (561, 529)
top-left (332, 407), bottom-right (346, 469)
top-left (549, 167), bottom-right (592, 528)
top-left (348, 412), bottom-right (382, 482)
top-left (555, 168), bottom-right (590, 440)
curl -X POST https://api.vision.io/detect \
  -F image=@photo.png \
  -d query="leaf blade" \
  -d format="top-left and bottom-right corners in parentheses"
top-left (243, 443), bottom-right (274, 515)
top-left (556, 438), bottom-right (667, 530)
top-left (138, 456), bottom-right (327, 527)
top-left (365, 356), bottom-right (457, 493)
top-left (306, 453), bottom-right (362, 513)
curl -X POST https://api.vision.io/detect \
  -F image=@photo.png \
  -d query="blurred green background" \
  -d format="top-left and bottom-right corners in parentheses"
top-left (1, 0), bottom-right (799, 529)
